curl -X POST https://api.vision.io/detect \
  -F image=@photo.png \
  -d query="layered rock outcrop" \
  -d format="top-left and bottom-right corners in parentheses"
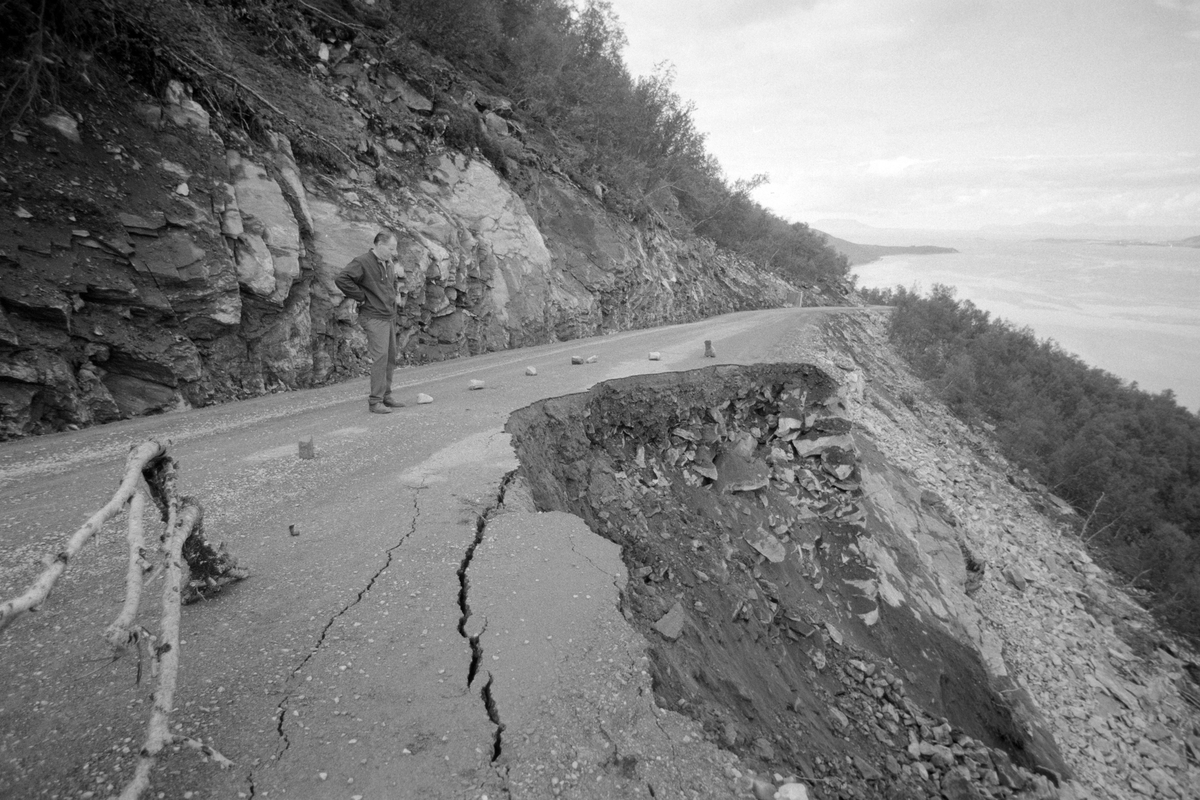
top-left (0, 79), bottom-right (804, 440)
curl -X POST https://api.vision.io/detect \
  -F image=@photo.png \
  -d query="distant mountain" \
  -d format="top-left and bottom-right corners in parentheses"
top-left (979, 222), bottom-right (1200, 242)
top-left (814, 219), bottom-right (1200, 245)
top-left (817, 231), bottom-right (958, 266)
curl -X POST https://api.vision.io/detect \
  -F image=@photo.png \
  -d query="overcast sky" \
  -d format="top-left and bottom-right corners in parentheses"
top-left (605, 0), bottom-right (1200, 231)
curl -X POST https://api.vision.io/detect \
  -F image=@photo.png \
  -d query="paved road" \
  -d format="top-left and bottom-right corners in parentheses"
top-left (0, 306), bottom-right (851, 799)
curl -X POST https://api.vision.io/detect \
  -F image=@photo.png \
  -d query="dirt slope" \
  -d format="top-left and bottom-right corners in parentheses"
top-left (503, 312), bottom-right (1200, 800)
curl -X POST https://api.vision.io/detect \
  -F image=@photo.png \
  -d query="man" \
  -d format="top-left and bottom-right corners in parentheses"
top-left (335, 230), bottom-right (406, 414)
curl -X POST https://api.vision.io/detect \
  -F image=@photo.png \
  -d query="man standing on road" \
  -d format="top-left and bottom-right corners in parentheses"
top-left (335, 230), bottom-right (406, 414)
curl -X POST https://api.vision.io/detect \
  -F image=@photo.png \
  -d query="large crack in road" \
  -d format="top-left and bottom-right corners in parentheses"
top-left (247, 489), bottom-right (425, 797)
top-left (457, 471), bottom-right (518, 772)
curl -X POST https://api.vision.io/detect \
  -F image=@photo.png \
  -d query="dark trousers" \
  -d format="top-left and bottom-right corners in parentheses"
top-left (361, 315), bottom-right (397, 405)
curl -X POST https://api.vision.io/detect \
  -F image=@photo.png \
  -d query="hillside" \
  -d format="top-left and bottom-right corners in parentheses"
top-left (0, 0), bottom-right (844, 440)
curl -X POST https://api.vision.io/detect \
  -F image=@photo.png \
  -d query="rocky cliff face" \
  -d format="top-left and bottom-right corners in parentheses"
top-left (0, 78), bottom-right (805, 440)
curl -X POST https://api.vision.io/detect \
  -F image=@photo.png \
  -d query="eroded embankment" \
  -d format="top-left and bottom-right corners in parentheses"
top-left (506, 363), bottom-right (1068, 800)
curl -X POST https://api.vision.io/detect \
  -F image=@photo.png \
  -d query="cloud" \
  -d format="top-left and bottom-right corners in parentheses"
top-left (765, 151), bottom-right (1200, 228)
top-left (863, 157), bottom-right (938, 176)
top-left (610, 0), bottom-right (1200, 229)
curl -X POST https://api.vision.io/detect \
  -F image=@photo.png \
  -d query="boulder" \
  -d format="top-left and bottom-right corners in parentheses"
top-left (40, 111), bottom-right (81, 143)
top-left (226, 150), bottom-right (303, 305)
top-left (161, 80), bottom-right (210, 133)
top-left (715, 450), bottom-right (770, 493)
top-left (653, 602), bottom-right (686, 641)
top-left (483, 111), bottom-right (509, 137)
top-left (233, 233), bottom-right (279, 298)
top-left (378, 71), bottom-right (432, 111)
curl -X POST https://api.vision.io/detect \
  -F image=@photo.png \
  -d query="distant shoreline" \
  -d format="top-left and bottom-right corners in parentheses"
top-left (1036, 237), bottom-right (1200, 248)
top-left (817, 231), bottom-right (959, 266)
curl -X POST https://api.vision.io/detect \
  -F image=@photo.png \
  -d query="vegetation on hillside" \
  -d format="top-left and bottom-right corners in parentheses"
top-left (1, 0), bottom-right (848, 289)
top-left (861, 284), bottom-right (1200, 642)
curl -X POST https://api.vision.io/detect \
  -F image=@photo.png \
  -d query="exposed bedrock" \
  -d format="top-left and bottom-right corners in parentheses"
top-left (0, 83), bottom-right (806, 439)
top-left (506, 363), bottom-right (1071, 797)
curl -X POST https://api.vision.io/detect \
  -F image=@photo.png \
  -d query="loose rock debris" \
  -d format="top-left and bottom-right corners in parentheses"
top-left (507, 363), bottom-right (1076, 799)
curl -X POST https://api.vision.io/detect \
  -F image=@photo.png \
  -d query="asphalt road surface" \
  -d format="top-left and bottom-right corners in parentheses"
top-left (0, 306), bottom-right (852, 799)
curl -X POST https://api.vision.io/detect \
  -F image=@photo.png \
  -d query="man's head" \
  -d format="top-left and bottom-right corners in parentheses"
top-left (372, 230), bottom-right (398, 262)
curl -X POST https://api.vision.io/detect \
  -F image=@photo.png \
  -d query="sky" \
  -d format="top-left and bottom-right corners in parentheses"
top-left (604, 0), bottom-right (1200, 232)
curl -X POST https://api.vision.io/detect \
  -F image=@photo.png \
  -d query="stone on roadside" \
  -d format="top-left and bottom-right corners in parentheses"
top-left (416, 393), bottom-right (433, 405)
top-left (774, 781), bottom-right (810, 800)
top-left (585, 355), bottom-right (598, 363)
top-left (648, 352), bottom-right (661, 361)
top-left (298, 436), bottom-right (315, 459)
top-left (525, 366), bottom-right (537, 376)
top-left (571, 356), bottom-right (584, 365)
top-left (750, 777), bottom-right (776, 800)
top-left (653, 602), bottom-right (686, 641)
top-left (469, 380), bottom-right (485, 390)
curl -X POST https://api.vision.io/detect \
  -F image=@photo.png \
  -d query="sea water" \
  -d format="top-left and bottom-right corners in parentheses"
top-left (851, 237), bottom-right (1200, 413)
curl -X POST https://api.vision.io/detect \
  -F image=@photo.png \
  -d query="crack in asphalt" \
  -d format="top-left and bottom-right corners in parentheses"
top-left (457, 471), bottom-right (518, 770)
top-left (246, 489), bottom-right (424, 795)
top-left (649, 708), bottom-right (687, 797)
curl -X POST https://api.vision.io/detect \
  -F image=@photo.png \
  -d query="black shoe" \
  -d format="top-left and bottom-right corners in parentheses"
top-left (369, 403), bottom-right (393, 414)
top-left (382, 396), bottom-right (406, 408)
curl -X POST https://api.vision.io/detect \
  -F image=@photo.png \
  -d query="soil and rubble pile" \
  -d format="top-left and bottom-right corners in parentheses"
top-left (504, 312), bottom-right (1200, 800)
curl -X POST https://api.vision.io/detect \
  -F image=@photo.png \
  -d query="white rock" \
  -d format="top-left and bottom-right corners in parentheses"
top-left (160, 159), bottom-right (190, 178)
top-left (775, 783), bottom-right (810, 800)
top-left (40, 111), bottom-right (80, 143)
top-left (469, 380), bottom-right (485, 390)
top-left (648, 352), bottom-right (661, 361)
top-left (585, 355), bottom-right (598, 363)
top-left (751, 778), bottom-right (776, 800)
top-left (175, 182), bottom-right (190, 196)
top-left (162, 80), bottom-right (210, 133)
top-left (525, 366), bottom-right (537, 376)
top-left (416, 393), bottom-right (434, 405)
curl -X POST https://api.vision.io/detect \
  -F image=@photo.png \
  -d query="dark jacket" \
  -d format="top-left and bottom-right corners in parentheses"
top-left (335, 250), bottom-right (401, 319)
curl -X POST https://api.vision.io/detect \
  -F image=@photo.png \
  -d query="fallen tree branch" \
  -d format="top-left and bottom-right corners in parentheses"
top-left (293, 0), bottom-right (365, 31)
top-left (3, 438), bottom-right (246, 796)
top-left (105, 489), bottom-right (150, 652)
top-left (0, 440), bottom-right (166, 633)
top-left (117, 503), bottom-right (219, 800)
